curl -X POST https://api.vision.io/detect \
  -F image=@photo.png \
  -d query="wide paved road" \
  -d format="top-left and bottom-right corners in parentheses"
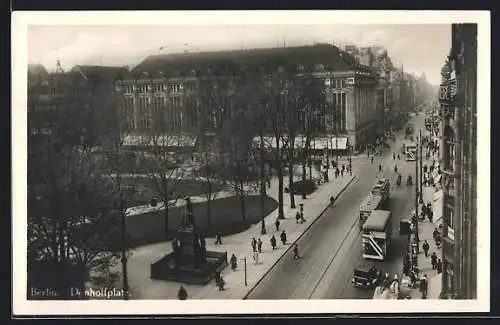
top-left (247, 114), bottom-right (428, 299)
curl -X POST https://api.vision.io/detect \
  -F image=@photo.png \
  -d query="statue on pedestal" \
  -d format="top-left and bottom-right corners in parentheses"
top-left (182, 197), bottom-right (195, 227)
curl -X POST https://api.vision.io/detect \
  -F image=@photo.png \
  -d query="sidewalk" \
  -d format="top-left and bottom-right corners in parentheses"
top-left (120, 161), bottom-right (360, 299)
top-left (408, 154), bottom-right (444, 299)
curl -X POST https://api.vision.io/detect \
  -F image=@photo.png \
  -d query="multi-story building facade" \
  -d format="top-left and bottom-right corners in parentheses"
top-left (439, 23), bottom-right (477, 299)
top-left (345, 45), bottom-right (394, 137)
top-left (116, 44), bottom-right (379, 150)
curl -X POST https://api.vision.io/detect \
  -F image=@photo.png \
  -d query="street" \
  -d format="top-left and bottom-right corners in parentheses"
top-left (247, 113), bottom-right (429, 299)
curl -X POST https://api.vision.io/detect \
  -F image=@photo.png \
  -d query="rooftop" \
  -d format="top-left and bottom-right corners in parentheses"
top-left (131, 43), bottom-right (373, 79)
top-left (68, 65), bottom-right (129, 86)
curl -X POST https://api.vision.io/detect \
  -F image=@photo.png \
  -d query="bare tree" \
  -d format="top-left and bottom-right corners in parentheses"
top-left (218, 107), bottom-right (259, 222)
top-left (300, 76), bottom-right (326, 184)
top-left (260, 67), bottom-right (290, 220)
top-left (28, 75), bottom-right (123, 298)
top-left (231, 69), bottom-right (270, 234)
top-left (193, 70), bottom-right (231, 227)
top-left (135, 131), bottom-right (187, 237)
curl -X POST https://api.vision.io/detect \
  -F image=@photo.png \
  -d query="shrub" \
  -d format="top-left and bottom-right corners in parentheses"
top-left (292, 179), bottom-right (317, 195)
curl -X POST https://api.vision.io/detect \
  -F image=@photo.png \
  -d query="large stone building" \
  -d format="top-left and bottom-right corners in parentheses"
top-left (439, 23), bottom-right (477, 299)
top-left (345, 45), bottom-right (394, 136)
top-left (116, 44), bottom-right (380, 150)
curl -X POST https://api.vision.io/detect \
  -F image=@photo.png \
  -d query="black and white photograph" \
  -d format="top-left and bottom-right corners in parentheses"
top-left (12, 10), bottom-right (490, 315)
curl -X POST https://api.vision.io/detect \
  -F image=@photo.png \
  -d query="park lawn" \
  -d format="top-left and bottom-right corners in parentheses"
top-left (120, 176), bottom-right (225, 208)
top-left (125, 194), bottom-right (279, 248)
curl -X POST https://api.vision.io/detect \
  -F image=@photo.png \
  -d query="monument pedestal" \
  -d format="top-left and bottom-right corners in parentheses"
top-left (150, 200), bottom-right (227, 285)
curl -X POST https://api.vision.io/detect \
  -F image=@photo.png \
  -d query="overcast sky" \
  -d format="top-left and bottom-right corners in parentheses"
top-left (28, 24), bottom-right (451, 85)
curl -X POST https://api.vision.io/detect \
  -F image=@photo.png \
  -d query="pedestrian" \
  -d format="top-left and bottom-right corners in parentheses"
top-left (409, 269), bottom-right (418, 288)
top-left (397, 154), bottom-right (400, 160)
top-left (270, 235), bottom-right (277, 250)
top-left (349, 166), bottom-right (353, 176)
top-left (428, 209), bottom-right (434, 223)
top-left (230, 253), bottom-right (237, 271)
top-left (252, 250), bottom-right (259, 265)
top-left (293, 244), bottom-right (300, 259)
top-left (371, 156), bottom-right (374, 164)
top-left (436, 258), bottom-right (443, 274)
top-left (422, 204), bottom-right (428, 218)
top-left (280, 230), bottom-right (287, 245)
top-left (435, 233), bottom-right (442, 248)
top-left (257, 238), bottom-right (263, 253)
top-left (215, 232), bottom-right (222, 245)
top-left (394, 165), bottom-right (398, 173)
top-left (295, 211), bottom-right (301, 224)
top-left (172, 238), bottom-right (179, 254)
top-left (177, 286), bottom-right (188, 300)
top-left (419, 274), bottom-right (428, 299)
top-left (422, 240), bottom-right (430, 257)
top-left (432, 228), bottom-right (440, 241)
top-left (275, 218), bottom-right (280, 232)
top-left (341, 165), bottom-right (345, 176)
top-left (431, 252), bottom-right (438, 269)
top-left (251, 237), bottom-right (257, 252)
top-left (393, 152), bottom-right (396, 160)
top-left (378, 164), bottom-right (382, 173)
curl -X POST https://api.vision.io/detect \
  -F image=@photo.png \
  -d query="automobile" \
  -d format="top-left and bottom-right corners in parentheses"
top-left (351, 263), bottom-right (382, 289)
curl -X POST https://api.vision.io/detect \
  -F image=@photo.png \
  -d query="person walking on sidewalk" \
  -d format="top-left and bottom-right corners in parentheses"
top-left (422, 240), bottom-right (430, 257)
top-left (295, 211), bottom-right (301, 224)
top-left (230, 253), bottom-right (237, 271)
top-left (341, 165), bottom-right (345, 176)
top-left (428, 209), bottom-right (434, 223)
top-left (378, 163), bottom-right (383, 173)
top-left (280, 230), bottom-right (287, 245)
top-left (257, 238), bottom-right (263, 253)
top-left (371, 156), bottom-right (374, 164)
top-left (270, 235), bottom-right (277, 250)
top-left (436, 258), bottom-right (443, 274)
top-left (293, 244), bottom-right (300, 259)
top-left (431, 252), bottom-right (438, 270)
top-left (177, 286), bottom-right (188, 300)
top-left (252, 250), bottom-right (259, 265)
top-left (393, 152), bottom-right (396, 160)
top-left (419, 274), bottom-right (428, 299)
top-left (275, 219), bottom-right (280, 232)
top-left (251, 237), bottom-right (257, 252)
top-left (215, 232), bottom-right (222, 245)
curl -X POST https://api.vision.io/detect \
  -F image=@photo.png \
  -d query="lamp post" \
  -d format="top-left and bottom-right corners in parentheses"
top-left (419, 129), bottom-right (423, 203)
top-left (259, 134), bottom-right (267, 235)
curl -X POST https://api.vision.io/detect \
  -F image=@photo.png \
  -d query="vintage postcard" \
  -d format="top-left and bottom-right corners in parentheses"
top-left (12, 10), bottom-right (490, 315)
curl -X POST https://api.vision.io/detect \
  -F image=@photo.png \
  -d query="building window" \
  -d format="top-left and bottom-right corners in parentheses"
top-left (341, 92), bottom-right (346, 132)
top-left (444, 202), bottom-right (454, 241)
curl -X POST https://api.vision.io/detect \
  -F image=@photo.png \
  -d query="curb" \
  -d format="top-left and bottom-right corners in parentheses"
top-left (242, 174), bottom-right (357, 299)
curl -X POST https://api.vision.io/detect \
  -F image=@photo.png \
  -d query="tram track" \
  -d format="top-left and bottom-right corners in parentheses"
top-left (307, 214), bottom-right (361, 299)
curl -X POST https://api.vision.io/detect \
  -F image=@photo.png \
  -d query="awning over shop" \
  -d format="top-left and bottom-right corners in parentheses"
top-left (123, 134), bottom-right (197, 147)
top-left (311, 137), bottom-right (348, 150)
top-left (252, 136), bottom-right (348, 150)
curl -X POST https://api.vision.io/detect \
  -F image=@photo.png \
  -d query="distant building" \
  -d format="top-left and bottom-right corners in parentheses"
top-left (439, 23), bottom-right (477, 299)
top-left (28, 62), bottom-right (128, 139)
top-left (116, 44), bottom-right (380, 150)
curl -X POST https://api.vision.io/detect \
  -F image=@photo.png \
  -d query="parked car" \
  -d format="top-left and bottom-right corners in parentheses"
top-left (352, 263), bottom-right (382, 289)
